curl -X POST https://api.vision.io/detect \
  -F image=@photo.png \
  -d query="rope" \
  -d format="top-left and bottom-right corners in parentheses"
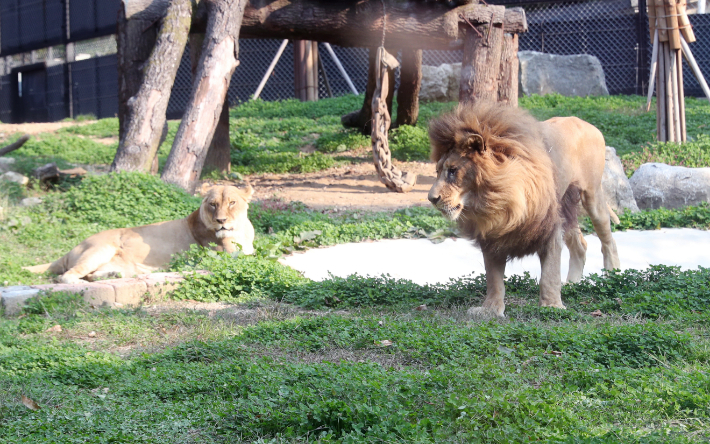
top-left (380, 0), bottom-right (386, 48)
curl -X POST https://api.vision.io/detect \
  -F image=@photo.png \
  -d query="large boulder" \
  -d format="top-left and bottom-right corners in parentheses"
top-left (518, 51), bottom-right (609, 97)
top-left (419, 63), bottom-right (460, 102)
top-left (602, 147), bottom-right (639, 214)
top-left (629, 163), bottom-right (710, 209)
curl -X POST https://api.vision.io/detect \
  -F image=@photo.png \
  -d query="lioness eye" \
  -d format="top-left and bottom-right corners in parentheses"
top-left (210, 203), bottom-right (216, 208)
top-left (229, 201), bottom-right (235, 206)
top-left (447, 167), bottom-right (457, 178)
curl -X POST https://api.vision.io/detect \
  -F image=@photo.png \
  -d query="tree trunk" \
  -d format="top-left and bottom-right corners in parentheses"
top-left (395, 48), bottom-right (422, 127)
top-left (116, 8), bottom-right (158, 142)
top-left (190, 33), bottom-right (232, 175)
top-left (459, 5), bottom-right (505, 104)
top-left (341, 47), bottom-right (394, 135)
top-left (161, 0), bottom-right (248, 191)
top-left (125, 0), bottom-right (528, 50)
top-left (111, 0), bottom-right (191, 173)
top-left (497, 33), bottom-right (519, 107)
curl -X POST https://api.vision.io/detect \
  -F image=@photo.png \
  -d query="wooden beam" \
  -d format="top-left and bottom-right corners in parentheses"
top-left (124, 0), bottom-right (527, 50)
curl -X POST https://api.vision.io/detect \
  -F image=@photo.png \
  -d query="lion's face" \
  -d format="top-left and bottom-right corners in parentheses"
top-left (428, 149), bottom-right (478, 221)
top-left (199, 185), bottom-right (253, 239)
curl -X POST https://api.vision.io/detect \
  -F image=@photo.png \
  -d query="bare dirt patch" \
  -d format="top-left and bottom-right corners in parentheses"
top-left (248, 158), bottom-right (436, 211)
top-left (0, 120), bottom-right (95, 138)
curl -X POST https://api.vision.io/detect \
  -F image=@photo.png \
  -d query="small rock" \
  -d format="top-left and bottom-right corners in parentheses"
top-left (88, 331), bottom-right (96, 338)
top-left (20, 197), bottom-right (42, 207)
top-left (0, 157), bottom-right (16, 173)
top-left (46, 324), bottom-right (62, 333)
top-left (590, 310), bottom-right (604, 317)
top-left (414, 304), bottom-right (428, 311)
top-left (0, 171), bottom-right (29, 185)
top-left (377, 340), bottom-right (393, 347)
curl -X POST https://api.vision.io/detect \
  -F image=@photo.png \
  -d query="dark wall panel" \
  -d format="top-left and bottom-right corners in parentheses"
top-left (0, 0), bottom-right (65, 55)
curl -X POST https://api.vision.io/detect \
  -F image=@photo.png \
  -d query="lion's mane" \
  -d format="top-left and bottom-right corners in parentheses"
top-left (428, 101), bottom-right (580, 258)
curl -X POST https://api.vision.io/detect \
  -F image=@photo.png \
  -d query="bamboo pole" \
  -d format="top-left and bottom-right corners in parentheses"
top-left (664, 44), bottom-right (675, 141)
top-left (657, 41), bottom-right (667, 142)
top-left (646, 29), bottom-right (659, 112)
top-left (664, 0), bottom-right (681, 50)
top-left (670, 47), bottom-right (681, 141)
top-left (677, 49), bottom-right (686, 141)
top-left (676, 0), bottom-right (695, 43)
top-left (680, 35), bottom-right (710, 102)
top-left (655, 0), bottom-right (669, 42)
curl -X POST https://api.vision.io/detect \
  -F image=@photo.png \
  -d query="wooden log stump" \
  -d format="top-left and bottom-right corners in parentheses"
top-left (395, 48), bottom-right (422, 126)
top-left (497, 33), bottom-right (519, 107)
top-left (161, 0), bottom-right (249, 191)
top-left (459, 5), bottom-right (506, 104)
top-left (111, 0), bottom-right (192, 173)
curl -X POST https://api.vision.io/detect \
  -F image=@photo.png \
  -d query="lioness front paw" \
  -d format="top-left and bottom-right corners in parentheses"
top-left (467, 306), bottom-right (505, 320)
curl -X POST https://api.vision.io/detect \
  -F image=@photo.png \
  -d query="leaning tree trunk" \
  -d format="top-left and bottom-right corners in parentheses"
top-left (161, 0), bottom-right (248, 191)
top-left (341, 47), bottom-right (394, 135)
top-left (111, 0), bottom-right (191, 172)
top-left (395, 48), bottom-right (422, 127)
top-left (116, 7), bottom-right (158, 142)
top-left (190, 32), bottom-right (231, 175)
top-left (459, 5), bottom-right (505, 104)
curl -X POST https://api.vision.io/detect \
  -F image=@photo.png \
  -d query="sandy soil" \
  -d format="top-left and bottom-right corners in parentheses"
top-left (0, 120), bottom-right (95, 138)
top-left (248, 158), bottom-right (437, 211)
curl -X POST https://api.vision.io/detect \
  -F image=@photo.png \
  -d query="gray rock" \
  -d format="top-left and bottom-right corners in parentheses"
top-left (602, 147), bottom-right (639, 214)
top-left (518, 51), bottom-right (609, 97)
top-left (0, 157), bottom-right (16, 173)
top-left (20, 197), bottom-right (43, 207)
top-left (420, 63), bottom-right (461, 102)
top-left (1, 287), bottom-right (39, 316)
top-left (0, 171), bottom-right (29, 185)
top-left (629, 163), bottom-right (710, 209)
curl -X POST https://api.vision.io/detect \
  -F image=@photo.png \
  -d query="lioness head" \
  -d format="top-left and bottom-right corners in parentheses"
top-left (199, 184), bottom-right (254, 239)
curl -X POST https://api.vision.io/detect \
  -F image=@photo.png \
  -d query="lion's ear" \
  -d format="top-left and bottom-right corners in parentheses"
top-left (198, 182), bottom-right (216, 196)
top-left (236, 182), bottom-right (254, 202)
top-left (465, 133), bottom-right (486, 153)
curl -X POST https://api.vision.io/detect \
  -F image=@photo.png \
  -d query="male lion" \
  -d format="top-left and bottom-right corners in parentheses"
top-left (428, 102), bottom-right (620, 318)
top-left (25, 184), bottom-right (255, 284)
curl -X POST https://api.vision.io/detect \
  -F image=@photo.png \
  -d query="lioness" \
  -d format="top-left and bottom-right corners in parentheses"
top-left (25, 184), bottom-right (255, 284)
top-left (428, 102), bottom-right (620, 318)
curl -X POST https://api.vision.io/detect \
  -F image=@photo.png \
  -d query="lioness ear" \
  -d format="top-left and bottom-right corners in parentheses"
top-left (465, 133), bottom-right (486, 153)
top-left (236, 182), bottom-right (254, 202)
top-left (198, 182), bottom-right (215, 196)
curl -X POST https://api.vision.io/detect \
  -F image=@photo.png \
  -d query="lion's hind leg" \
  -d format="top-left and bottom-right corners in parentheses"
top-left (564, 226), bottom-right (587, 283)
top-left (581, 185), bottom-right (620, 272)
top-left (59, 245), bottom-right (119, 284)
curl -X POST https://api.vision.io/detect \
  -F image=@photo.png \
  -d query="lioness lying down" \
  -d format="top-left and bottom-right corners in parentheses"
top-left (428, 102), bottom-right (620, 318)
top-left (25, 184), bottom-right (255, 284)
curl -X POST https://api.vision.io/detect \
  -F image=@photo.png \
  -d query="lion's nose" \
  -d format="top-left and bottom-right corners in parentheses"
top-left (428, 194), bottom-right (441, 205)
top-left (215, 217), bottom-right (227, 224)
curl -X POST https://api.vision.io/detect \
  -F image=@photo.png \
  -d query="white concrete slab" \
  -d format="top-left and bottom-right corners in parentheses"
top-left (281, 228), bottom-right (710, 285)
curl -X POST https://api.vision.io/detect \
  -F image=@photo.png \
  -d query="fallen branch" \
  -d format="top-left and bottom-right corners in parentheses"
top-left (0, 134), bottom-right (30, 157)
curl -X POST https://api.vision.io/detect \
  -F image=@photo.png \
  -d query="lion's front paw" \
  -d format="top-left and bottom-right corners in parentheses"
top-left (467, 306), bottom-right (505, 320)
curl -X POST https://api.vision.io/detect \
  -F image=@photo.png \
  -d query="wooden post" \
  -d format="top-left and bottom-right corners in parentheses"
top-left (161, 0), bottom-right (249, 191)
top-left (111, 0), bottom-right (192, 173)
top-left (395, 48), bottom-right (422, 127)
top-left (459, 5), bottom-right (506, 104)
top-left (294, 40), bottom-right (318, 101)
top-left (497, 33), bottom-right (519, 107)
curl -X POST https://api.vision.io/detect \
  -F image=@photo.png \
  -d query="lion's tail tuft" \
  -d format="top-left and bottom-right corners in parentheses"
top-left (23, 263), bottom-right (52, 273)
top-left (607, 204), bottom-right (620, 225)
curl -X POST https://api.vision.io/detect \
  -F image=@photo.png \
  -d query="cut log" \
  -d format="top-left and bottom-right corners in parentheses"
top-left (395, 48), bottom-right (422, 126)
top-left (111, 0), bottom-right (192, 173)
top-left (497, 33), bottom-right (519, 107)
top-left (294, 40), bottom-right (318, 101)
top-left (124, 0), bottom-right (527, 50)
top-left (459, 5), bottom-right (506, 104)
top-left (161, 0), bottom-right (248, 191)
top-left (0, 134), bottom-right (30, 156)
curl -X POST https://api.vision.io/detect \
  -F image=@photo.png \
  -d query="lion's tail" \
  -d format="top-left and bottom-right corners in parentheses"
top-left (23, 257), bottom-right (65, 275)
top-left (607, 204), bottom-right (620, 225)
